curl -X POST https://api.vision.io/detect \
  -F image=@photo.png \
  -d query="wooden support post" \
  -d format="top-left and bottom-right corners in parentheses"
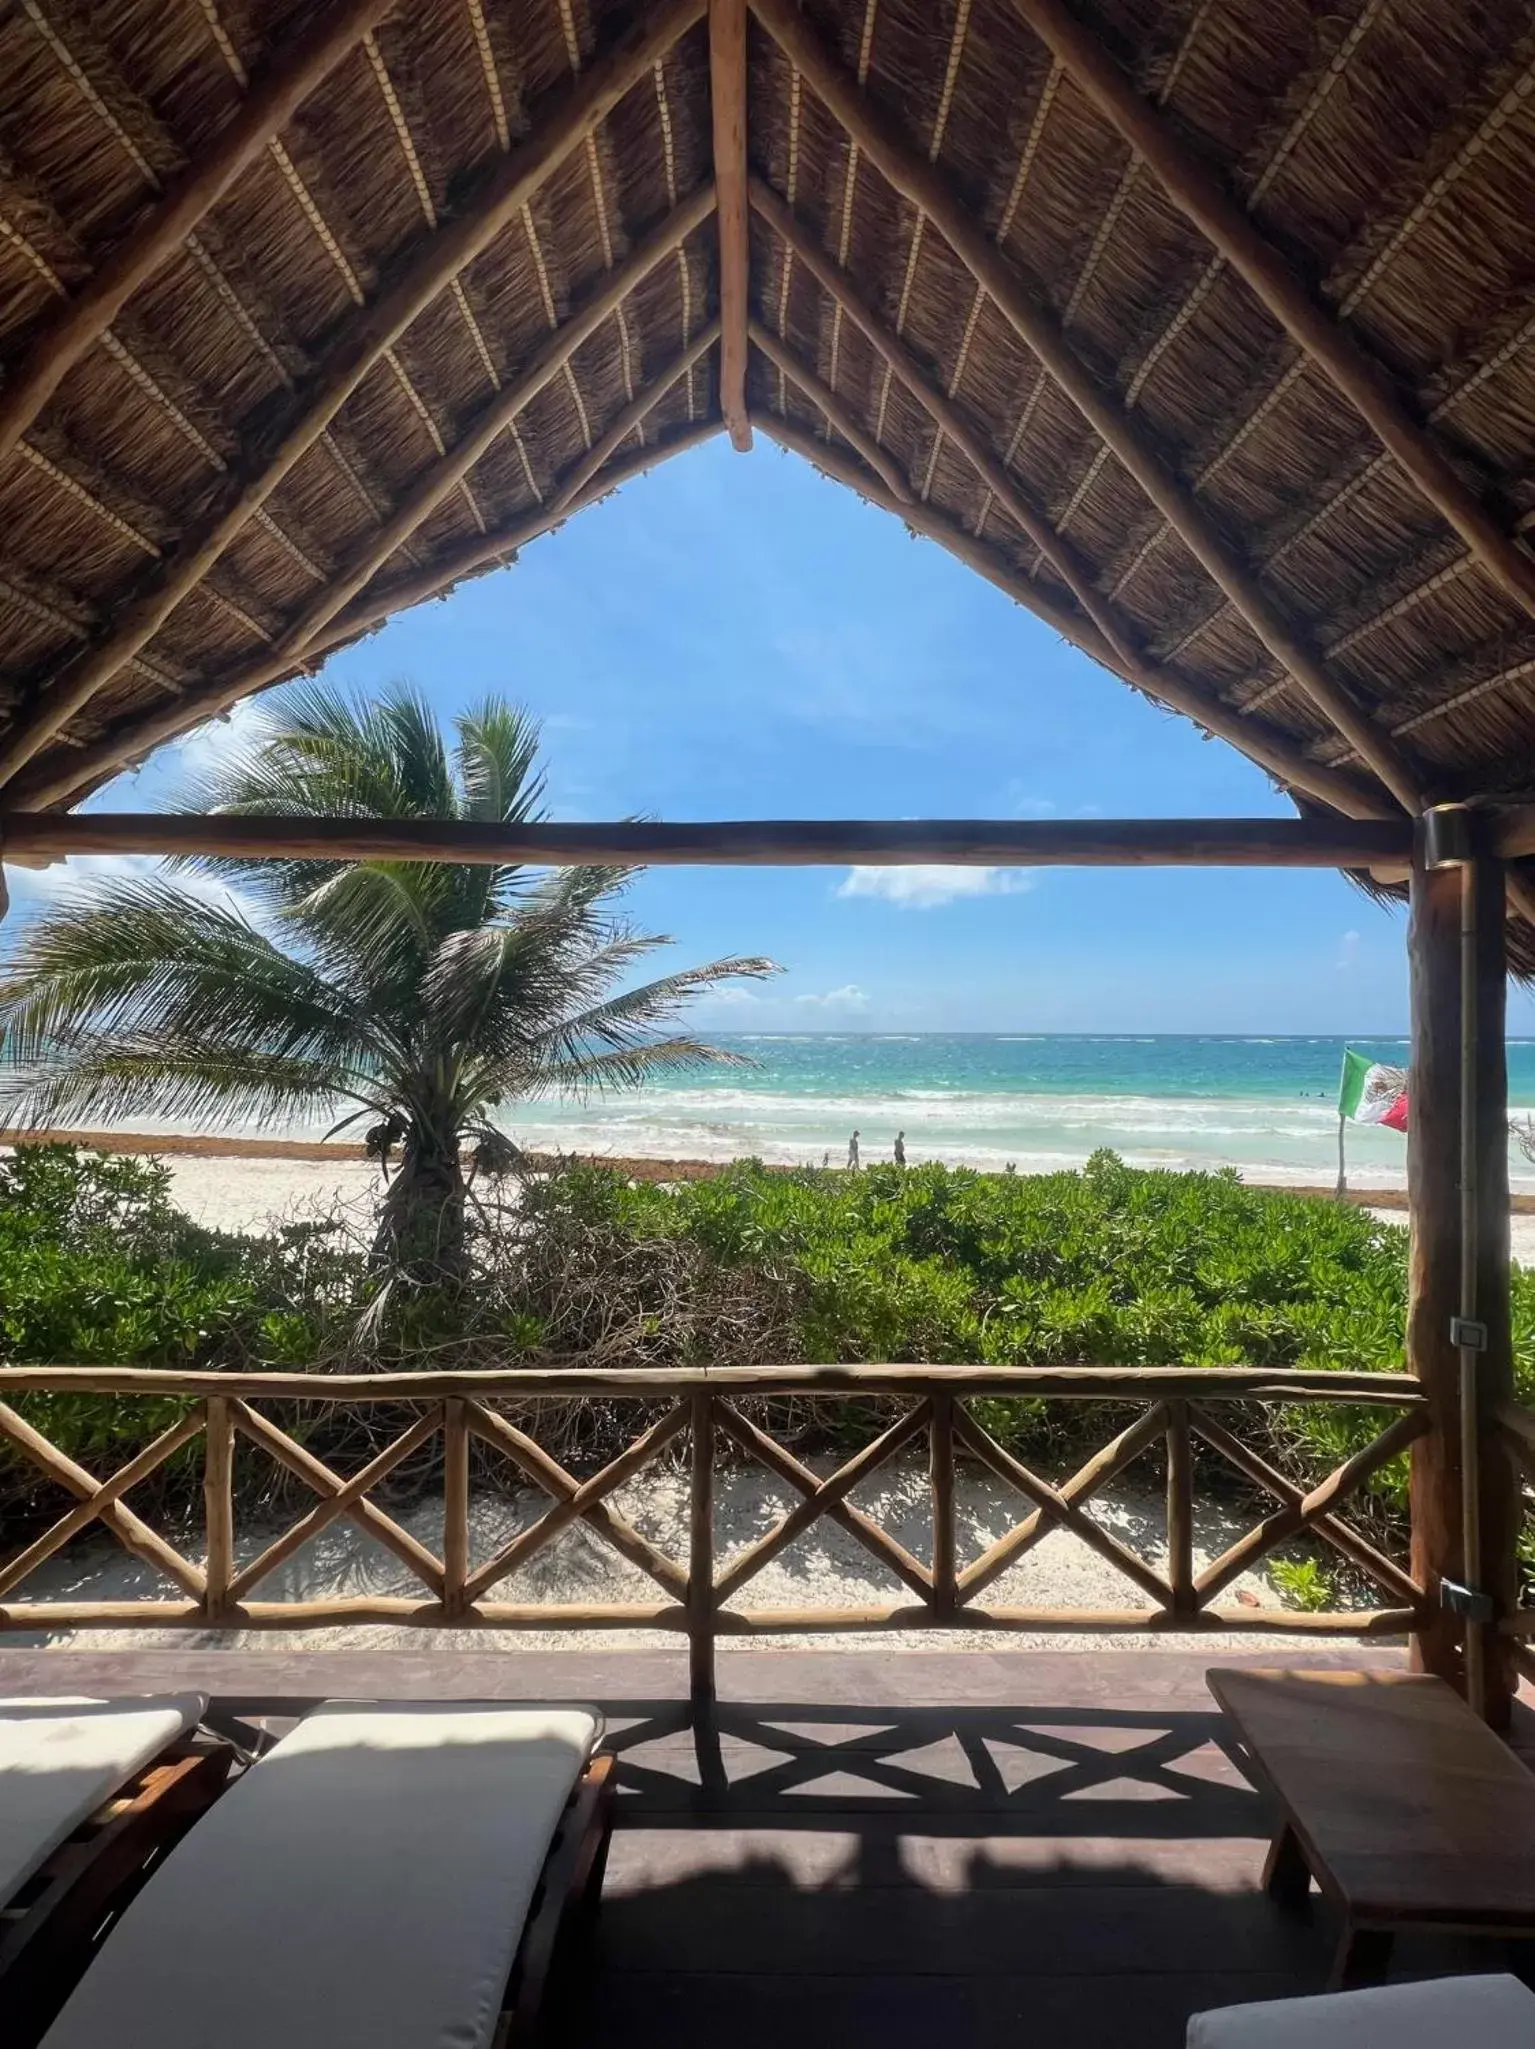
top-left (1408, 828), bottom-right (1465, 1688)
top-left (709, 0), bottom-right (752, 450)
top-left (1408, 812), bottom-right (1518, 1722)
top-left (689, 1389), bottom-right (716, 1714)
top-left (202, 1395), bottom-right (234, 1624)
top-left (1165, 1399), bottom-right (1195, 1615)
top-left (930, 1394), bottom-right (957, 1616)
top-left (443, 1397), bottom-right (470, 1621)
top-left (1464, 842), bottom-right (1518, 1727)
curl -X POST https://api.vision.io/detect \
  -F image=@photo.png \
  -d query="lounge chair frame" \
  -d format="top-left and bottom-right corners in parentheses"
top-left (1, 1732), bottom-right (233, 2048)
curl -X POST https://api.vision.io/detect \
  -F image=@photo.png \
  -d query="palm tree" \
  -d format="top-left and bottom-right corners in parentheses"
top-left (0, 684), bottom-right (778, 1271)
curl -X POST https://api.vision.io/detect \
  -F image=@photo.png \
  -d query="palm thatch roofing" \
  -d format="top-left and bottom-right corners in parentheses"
top-left (2, 0), bottom-right (1535, 910)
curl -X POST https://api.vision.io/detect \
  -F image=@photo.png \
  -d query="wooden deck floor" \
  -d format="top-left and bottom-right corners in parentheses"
top-left (3, 1644), bottom-right (1527, 2048)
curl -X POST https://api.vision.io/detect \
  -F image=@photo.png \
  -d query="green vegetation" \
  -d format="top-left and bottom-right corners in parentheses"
top-left (0, 684), bottom-right (775, 1277)
top-left (5, 1143), bottom-right (1531, 1585)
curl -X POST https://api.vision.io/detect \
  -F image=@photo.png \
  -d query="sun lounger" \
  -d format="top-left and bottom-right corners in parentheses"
top-left (1188, 1971), bottom-right (1535, 2045)
top-left (39, 1700), bottom-right (613, 2049)
top-left (0, 1694), bottom-right (231, 2047)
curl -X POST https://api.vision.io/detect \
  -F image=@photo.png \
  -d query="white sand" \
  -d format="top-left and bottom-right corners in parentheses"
top-left (165, 1155), bottom-right (382, 1235)
top-left (14, 1455), bottom-right (1384, 1657)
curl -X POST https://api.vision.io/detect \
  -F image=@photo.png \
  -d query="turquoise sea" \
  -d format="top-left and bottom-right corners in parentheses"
top-left (493, 1034), bottom-right (1535, 1188)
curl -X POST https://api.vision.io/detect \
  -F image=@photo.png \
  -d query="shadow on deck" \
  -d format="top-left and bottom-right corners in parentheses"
top-left (2, 1644), bottom-right (1523, 2048)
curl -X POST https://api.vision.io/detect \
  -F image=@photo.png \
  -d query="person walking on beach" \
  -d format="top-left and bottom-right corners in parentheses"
top-left (893, 1130), bottom-right (906, 1167)
top-left (847, 1130), bottom-right (860, 1170)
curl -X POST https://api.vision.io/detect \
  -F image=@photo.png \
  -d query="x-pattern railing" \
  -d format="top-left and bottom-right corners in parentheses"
top-left (0, 1365), bottom-right (1430, 1682)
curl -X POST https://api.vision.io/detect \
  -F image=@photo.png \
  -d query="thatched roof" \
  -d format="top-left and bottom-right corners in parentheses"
top-left (1, 0), bottom-right (1534, 871)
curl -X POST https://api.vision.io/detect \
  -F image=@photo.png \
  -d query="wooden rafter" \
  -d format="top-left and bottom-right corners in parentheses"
top-left (549, 320), bottom-right (721, 516)
top-left (1008, 0), bottom-right (1535, 630)
top-left (746, 0), bottom-right (1429, 816)
top-left (750, 178), bottom-right (1144, 672)
top-left (0, 0), bottom-right (707, 792)
top-left (752, 270), bottom-right (1392, 822)
top-left (709, 0), bottom-right (752, 449)
top-left (11, 422), bottom-right (723, 812)
top-left (0, 0), bottom-right (395, 468)
top-left (749, 319), bottom-right (912, 503)
top-left (267, 188), bottom-right (716, 660)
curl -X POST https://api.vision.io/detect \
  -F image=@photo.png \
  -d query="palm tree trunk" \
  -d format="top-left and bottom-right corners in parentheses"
top-left (374, 1127), bottom-right (468, 1277)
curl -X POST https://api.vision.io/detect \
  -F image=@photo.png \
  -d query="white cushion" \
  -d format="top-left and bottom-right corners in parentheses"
top-left (0, 1693), bottom-right (206, 1904)
top-left (42, 1700), bottom-right (603, 2049)
top-left (1188, 1973), bottom-right (1535, 2047)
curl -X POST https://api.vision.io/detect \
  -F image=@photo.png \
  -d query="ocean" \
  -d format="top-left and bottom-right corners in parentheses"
top-left (490, 1034), bottom-right (1535, 1189)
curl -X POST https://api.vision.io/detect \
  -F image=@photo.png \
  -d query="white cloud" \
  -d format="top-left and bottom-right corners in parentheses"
top-left (794, 984), bottom-right (869, 1009)
top-left (834, 865), bottom-right (1037, 910)
top-left (697, 985), bottom-right (759, 1008)
top-left (1336, 929), bottom-right (1361, 972)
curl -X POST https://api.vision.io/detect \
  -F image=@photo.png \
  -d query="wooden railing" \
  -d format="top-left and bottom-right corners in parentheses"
top-left (0, 1365), bottom-right (1430, 1695)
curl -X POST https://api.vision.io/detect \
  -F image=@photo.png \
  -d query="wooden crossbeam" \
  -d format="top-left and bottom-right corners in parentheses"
top-left (952, 1403), bottom-right (1172, 1605)
top-left (1008, 0), bottom-right (1535, 629)
top-left (0, 1408), bottom-right (205, 1599)
top-left (709, 0), bottom-right (752, 449)
top-left (713, 1400), bottom-right (931, 1601)
top-left (714, 1401), bottom-right (933, 1599)
top-left (229, 1397), bottom-right (445, 1599)
top-left (266, 189), bottom-right (717, 662)
top-left (464, 1400), bottom-right (689, 1600)
top-left (0, 0), bottom-right (394, 467)
top-left (225, 1406), bottom-right (444, 1603)
top-left (747, 0), bottom-right (1427, 816)
top-left (757, 410), bottom-right (1390, 823)
top-left (1193, 1408), bottom-right (1428, 1603)
top-left (1190, 1406), bottom-right (1423, 1609)
top-left (0, 0), bottom-right (707, 790)
top-left (0, 811), bottom-right (1417, 871)
top-left (0, 1400), bottom-right (206, 1598)
top-left (13, 422), bottom-right (722, 813)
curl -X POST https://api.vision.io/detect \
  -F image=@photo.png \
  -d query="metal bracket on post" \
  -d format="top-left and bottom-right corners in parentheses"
top-left (1451, 1316), bottom-right (1488, 1352)
top-left (1423, 803), bottom-right (1474, 871)
top-left (1439, 1578), bottom-right (1495, 1624)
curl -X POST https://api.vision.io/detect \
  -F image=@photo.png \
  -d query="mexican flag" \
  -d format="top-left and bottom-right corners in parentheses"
top-left (1338, 1048), bottom-right (1409, 1131)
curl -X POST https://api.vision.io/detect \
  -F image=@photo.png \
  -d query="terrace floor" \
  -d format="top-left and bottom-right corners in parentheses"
top-left (3, 1644), bottom-right (1530, 2048)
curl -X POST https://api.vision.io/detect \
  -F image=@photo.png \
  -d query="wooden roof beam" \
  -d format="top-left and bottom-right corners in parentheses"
top-left (758, 409), bottom-right (1388, 822)
top-left (747, 0), bottom-right (1428, 816)
top-left (0, 0), bottom-right (706, 794)
top-left (709, 0), bottom-right (752, 450)
top-left (267, 188), bottom-right (717, 662)
top-left (748, 320), bottom-right (913, 504)
top-left (1007, 0), bottom-right (1535, 630)
top-left (0, 0), bottom-right (398, 469)
top-left (12, 423), bottom-right (723, 813)
top-left (0, 811), bottom-right (1416, 871)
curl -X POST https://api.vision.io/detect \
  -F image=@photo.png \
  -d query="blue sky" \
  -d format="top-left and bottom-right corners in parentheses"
top-left (23, 431), bottom-right (1524, 1035)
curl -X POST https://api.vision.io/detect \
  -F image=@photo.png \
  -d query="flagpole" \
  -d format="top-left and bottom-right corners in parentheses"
top-left (1336, 1044), bottom-right (1349, 1199)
